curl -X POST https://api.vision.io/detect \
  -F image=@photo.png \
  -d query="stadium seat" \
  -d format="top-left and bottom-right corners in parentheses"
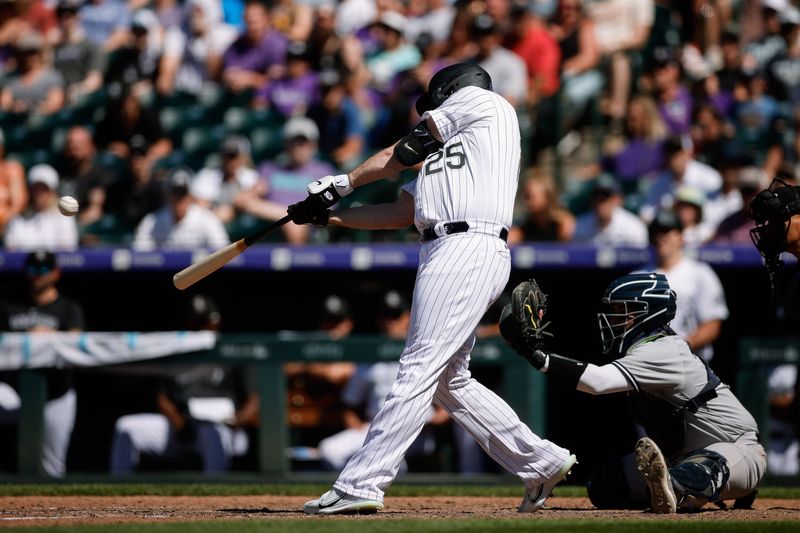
top-left (182, 126), bottom-right (226, 169)
top-left (151, 150), bottom-right (187, 174)
top-left (159, 107), bottom-right (187, 144)
top-left (154, 91), bottom-right (197, 111)
top-left (0, 111), bottom-right (27, 132)
top-left (196, 84), bottom-right (226, 123)
top-left (80, 214), bottom-right (133, 246)
top-left (226, 213), bottom-right (284, 242)
top-left (223, 107), bottom-right (279, 135)
top-left (69, 90), bottom-right (107, 123)
top-left (250, 124), bottom-right (283, 161)
top-left (95, 151), bottom-right (127, 175)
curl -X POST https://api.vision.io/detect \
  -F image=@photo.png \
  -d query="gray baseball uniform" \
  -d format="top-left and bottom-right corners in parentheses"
top-left (611, 335), bottom-right (766, 500)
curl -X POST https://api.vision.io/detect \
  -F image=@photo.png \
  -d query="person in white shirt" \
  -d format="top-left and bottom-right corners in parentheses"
top-left (573, 175), bottom-right (648, 247)
top-left (133, 167), bottom-right (230, 250)
top-left (639, 210), bottom-right (729, 362)
top-left (5, 164), bottom-right (78, 251)
top-left (639, 136), bottom-right (722, 224)
top-left (190, 135), bottom-right (259, 225)
top-left (673, 185), bottom-right (715, 245)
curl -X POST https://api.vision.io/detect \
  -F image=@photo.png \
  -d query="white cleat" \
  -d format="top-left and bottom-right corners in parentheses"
top-left (635, 437), bottom-right (677, 514)
top-left (518, 453), bottom-right (578, 512)
top-left (303, 489), bottom-right (384, 515)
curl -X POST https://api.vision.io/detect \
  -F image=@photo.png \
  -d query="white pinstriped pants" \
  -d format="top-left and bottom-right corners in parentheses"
top-left (334, 233), bottom-right (570, 501)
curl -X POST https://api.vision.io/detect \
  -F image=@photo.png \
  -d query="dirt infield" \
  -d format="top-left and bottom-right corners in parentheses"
top-left (0, 496), bottom-right (798, 526)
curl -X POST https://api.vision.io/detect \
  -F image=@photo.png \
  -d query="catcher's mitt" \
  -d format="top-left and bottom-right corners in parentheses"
top-left (499, 278), bottom-right (553, 369)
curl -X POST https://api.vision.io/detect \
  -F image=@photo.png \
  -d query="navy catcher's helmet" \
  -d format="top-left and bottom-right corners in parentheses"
top-left (415, 63), bottom-right (493, 115)
top-left (598, 272), bottom-right (676, 356)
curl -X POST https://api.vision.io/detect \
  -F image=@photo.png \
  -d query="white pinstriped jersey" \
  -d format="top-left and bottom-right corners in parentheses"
top-left (401, 86), bottom-right (520, 232)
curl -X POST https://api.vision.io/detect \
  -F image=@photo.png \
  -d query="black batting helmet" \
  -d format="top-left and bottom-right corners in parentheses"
top-left (598, 272), bottom-right (677, 356)
top-left (415, 63), bottom-right (493, 115)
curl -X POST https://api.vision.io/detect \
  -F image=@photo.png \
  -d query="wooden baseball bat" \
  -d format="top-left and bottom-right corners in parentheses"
top-left (173, 214), bottom-right (292, 290)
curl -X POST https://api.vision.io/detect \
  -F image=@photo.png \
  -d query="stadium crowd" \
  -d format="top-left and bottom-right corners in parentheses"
top-left (0, 0), bottom-right (797, 248)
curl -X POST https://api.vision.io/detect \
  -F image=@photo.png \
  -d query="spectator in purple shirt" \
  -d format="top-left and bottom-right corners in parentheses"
top-left (222, 0), bottom-right (287, 95)
top-left (234, 117), bottom-right (334, 244)
top-left (255, 40), bottom-right (318, 116)
top-left (653, 49), bottom-right (693, 135)
top-left (601, 94), bottom-right (668, 184)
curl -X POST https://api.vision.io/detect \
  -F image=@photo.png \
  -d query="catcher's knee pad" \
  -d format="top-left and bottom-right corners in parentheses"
top-left (669, 449), bottom-right (730, 509)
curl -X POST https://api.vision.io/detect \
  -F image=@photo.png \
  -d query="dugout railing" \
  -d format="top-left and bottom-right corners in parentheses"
top-left (12, 334), bottom-right (545, 477)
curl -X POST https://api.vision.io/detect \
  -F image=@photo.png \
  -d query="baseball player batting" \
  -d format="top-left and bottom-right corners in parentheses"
top-left (288, 63), bottom-right (576, 515)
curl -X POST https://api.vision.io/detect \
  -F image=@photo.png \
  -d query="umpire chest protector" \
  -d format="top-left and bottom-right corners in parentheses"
top-left (627, 336), bottom-right (721, 457)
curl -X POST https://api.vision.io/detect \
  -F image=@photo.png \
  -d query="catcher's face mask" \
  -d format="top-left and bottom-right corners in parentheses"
top-left (598, 300), bottom-right (648, 355)
top-left (748, 179), bottom-right (800, 299)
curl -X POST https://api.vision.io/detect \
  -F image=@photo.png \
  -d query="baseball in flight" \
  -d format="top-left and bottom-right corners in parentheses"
top-left (58, 196), bottom-right (79, 216)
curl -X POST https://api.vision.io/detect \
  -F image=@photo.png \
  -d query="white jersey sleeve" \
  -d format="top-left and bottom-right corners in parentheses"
top-left (423, 85), bottom-right (493, 143)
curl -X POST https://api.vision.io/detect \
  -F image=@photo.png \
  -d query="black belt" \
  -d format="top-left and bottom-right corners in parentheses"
top-left (421, 222), bottom-right (508, 243)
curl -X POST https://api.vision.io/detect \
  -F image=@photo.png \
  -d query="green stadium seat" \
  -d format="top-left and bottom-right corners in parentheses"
top-left (224, 107), bottom-right (278, 135)
top-left (159, 107), bottom-right (186, 144)
top-left (51, 128), bottom-right (68, 154)
top-left (250, 124), bottom-right (283, 161)
top-left (95, 151), bottom-right (127, 175)
top-left (0, 111), bottom-right (27, 132)
top-left (196, 84), bottom-right (226, 123)
top-left (69, 90), bottom-right (107, 123)
top-left (223, 107), bottom-right (251, 133)
top-left (182, 126), bottom-right (226, 170)
top-left (154, 91), bottom-right (197, 111)
top-left (226, 213), bottom-right (284, 242)
top-left (80, 214), bottom-right (133, 246)
top-left (8, 149), bottom-right (51, 169)
top-left (152, 150), bottom-right (187, 174)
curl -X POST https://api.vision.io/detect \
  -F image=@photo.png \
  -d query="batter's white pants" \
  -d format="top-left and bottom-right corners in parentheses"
top-left (109, 413), bottom-right (248, 474)
top-left (334, 233), bottom-right (571, 501)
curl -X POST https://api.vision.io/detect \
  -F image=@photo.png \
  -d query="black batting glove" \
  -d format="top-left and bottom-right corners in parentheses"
top-left (287, 197), bottom-right (330, 226)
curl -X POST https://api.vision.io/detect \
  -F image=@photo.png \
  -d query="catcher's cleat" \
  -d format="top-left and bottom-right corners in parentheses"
top-left (303, 489), bottom-right (384, 515)
top-left (518, 453), bottom-right (578, 512)
top-left (635, 437), bottom-right (677, 514)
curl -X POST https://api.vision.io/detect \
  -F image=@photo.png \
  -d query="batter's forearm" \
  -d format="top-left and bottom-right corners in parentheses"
top-left (329, 191), bottom-right (414, 230)
top-left (347, 143), bottom-right (407, 189)
top-left (330, 203), bottom-right (413, 230)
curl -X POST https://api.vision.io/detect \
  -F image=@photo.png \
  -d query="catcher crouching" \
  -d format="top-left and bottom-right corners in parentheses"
top-left (500, 274), bottom-right (766, 513)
